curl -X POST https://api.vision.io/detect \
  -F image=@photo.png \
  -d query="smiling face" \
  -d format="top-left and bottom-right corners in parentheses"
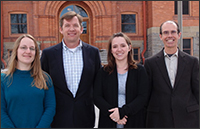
top-left (159, 22), bottom-right (181, 52)
top-left (59, 16), bottom-right (83, 48)
top-left (111, 37), bottom-right (131, 62)
top-left (17, 37), bottom-right (36, 69)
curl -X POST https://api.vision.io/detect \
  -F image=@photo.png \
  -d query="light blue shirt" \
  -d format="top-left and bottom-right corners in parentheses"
top-left (117, 71), bottom-right (128, 128)
top-left (62, 40), bottom-right (83, 97)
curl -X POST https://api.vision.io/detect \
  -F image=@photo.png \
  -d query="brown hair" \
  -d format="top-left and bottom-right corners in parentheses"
top-left (5, 34), bottom-right (50, 90)
top-left (59, 11), bottom-right (83, 28)
top-left (160, 20), bottom-right (180, 35)
top-left (104, 32), bottom-right (138, 74)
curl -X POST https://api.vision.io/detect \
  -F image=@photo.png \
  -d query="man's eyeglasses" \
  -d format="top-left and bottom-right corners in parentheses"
top-left (162, 30), bottom-right (178, 36)
top-left (19, 46), bottom-right (36, 51)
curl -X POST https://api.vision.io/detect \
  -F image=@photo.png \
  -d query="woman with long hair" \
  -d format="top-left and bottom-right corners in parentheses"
top-left (1, 34), bottom-right (56, 128)
top-left (94, 32), bottom-right (150, 128)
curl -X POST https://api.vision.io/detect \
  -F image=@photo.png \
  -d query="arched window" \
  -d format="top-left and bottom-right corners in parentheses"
top-left (60, 5), bottom-right (88, 17)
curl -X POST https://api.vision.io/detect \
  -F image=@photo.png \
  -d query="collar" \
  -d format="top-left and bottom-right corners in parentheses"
top-left (62, 39), bottom-right (82, 51)
top-left (163, 49), bottom-right (178, 58)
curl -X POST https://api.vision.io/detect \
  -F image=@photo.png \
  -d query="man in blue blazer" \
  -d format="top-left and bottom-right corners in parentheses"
top-left (144, 20), bottom-right (199, 128)
top-left (40, 11), bottom-right (101, 128)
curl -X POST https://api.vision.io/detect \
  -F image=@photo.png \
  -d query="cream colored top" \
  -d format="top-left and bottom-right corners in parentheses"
top-left (164, 49), bottom-right (178, 88)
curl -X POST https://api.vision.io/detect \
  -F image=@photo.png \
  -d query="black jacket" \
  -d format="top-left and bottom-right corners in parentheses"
top-left (94, 64), bottom-right (150, 128)
top-left (41, 42), bottom-right (101, 128)
top-left (144, 49), bottom-right (199, 128)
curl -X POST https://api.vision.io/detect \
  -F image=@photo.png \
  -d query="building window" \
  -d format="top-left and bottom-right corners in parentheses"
top-left (121, 14), bottom-right (136, 33)
top-left (183, 39), bottom-right (193, 55)
top-left (10, 14), bottom-right (27, 34)
top-left (60, 5), bottom-right (88, 18)
top-left (133, 48), bottom-right (140, 61)
top-left (174, 1), bottom-right (189, 15)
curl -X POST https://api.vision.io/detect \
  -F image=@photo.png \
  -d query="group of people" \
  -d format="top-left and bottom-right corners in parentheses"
top-left (1, 11), bottom-right (199, 128)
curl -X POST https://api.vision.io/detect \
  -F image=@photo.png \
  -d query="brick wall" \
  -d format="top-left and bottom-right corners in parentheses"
top-left (1, 1), bottom-right (199, 65)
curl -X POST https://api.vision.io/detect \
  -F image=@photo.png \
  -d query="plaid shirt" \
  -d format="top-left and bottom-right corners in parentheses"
top-left (62, 40), bottom-right (83, 97)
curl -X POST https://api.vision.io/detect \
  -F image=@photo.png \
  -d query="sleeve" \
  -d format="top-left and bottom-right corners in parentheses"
top-left (191, 57), bottom-right (199, 103)
top-left (93, 68), bottom-right (114, 117)
top-left (144, 59), bottom-right (153, 89)
top-left (93, 47), bottom-right (102, 87)
top-left (94, 48), bottom-right (102, 74)
top-left (118, 65), bottom-right (150, 119)
top-left (1, 74), bottom-right (16, 128)
top-left (36, 74), bottom-right (56, 128)
top-left (40, 49), bottom-right (49, 73)
top-left (144, 59), bottom-right (153, 99)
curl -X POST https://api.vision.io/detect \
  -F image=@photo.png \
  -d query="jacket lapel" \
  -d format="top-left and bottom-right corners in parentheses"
top-left (155, 50), bottom-right (172, 89)
top-left (109, 67), bottom-right (119, 106)
top-left (173, 50), bottom-right (186, 90)
top-left (74, 43), bottom-right (86, 99)
top-left (54, 43), bottom-right (73, 97)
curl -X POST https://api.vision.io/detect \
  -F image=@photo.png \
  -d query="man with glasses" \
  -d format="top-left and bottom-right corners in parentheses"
top-left (144, 20), bottom-right (199, 128)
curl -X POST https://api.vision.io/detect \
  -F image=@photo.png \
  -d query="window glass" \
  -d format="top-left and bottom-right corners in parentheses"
top-left (121, 14), bottom-right (136, 33)
top-left (122, 24), bottom-right (136, 33)
top-left (183, 50), bottom-right (190, 54)
top-left (121, 14), bottom-right (135, 23)
top-left (133, 48), bottom-right (139, 61)
top-left (183, 39), bottom-right (191, 55)
top-left (183, 1), bottom-right (189, 14)
top-left (10, 14), bottom-right (27, 34)
top-left (60, 5), bottom-right (88, 17)
top-left (183, 39), bottom-right (191, 48)
top-left (82, 21), bottom-right (87, 34)
top-left (75, 6), bottom-right (88, 17)
top-left (174, 1), bottom-right (189, 15)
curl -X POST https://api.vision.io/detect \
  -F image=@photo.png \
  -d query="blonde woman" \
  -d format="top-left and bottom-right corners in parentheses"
top-left (1, 34), bottom-right (56, 128)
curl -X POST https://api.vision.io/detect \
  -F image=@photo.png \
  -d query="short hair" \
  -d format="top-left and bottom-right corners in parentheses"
top-left (59, 11), bottom-right (83, 28)
top-left (160, 20), bottom-right (180, 35)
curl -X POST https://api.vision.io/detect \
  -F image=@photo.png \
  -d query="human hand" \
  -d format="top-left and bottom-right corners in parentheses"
top-left (108, 108), bottom-right (120, 122)
top-left (117, 115), bottom-right (128, 125)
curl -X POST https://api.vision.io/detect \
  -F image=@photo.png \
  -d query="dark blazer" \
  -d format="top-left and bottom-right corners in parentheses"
top-left (144, 48), bottom-right (199, 128)
top-left (94, 64), bottom-right (150, 128)
top-left (40, 41), bottom-right (101, 128)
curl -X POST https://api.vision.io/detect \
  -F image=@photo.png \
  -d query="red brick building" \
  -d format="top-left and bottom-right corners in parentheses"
top-left (1, 1), bottom-right (199, 68)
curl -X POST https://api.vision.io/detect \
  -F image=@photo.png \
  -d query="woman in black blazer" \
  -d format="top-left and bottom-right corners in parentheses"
top-left (94, 32), bottom-right (150, 128)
